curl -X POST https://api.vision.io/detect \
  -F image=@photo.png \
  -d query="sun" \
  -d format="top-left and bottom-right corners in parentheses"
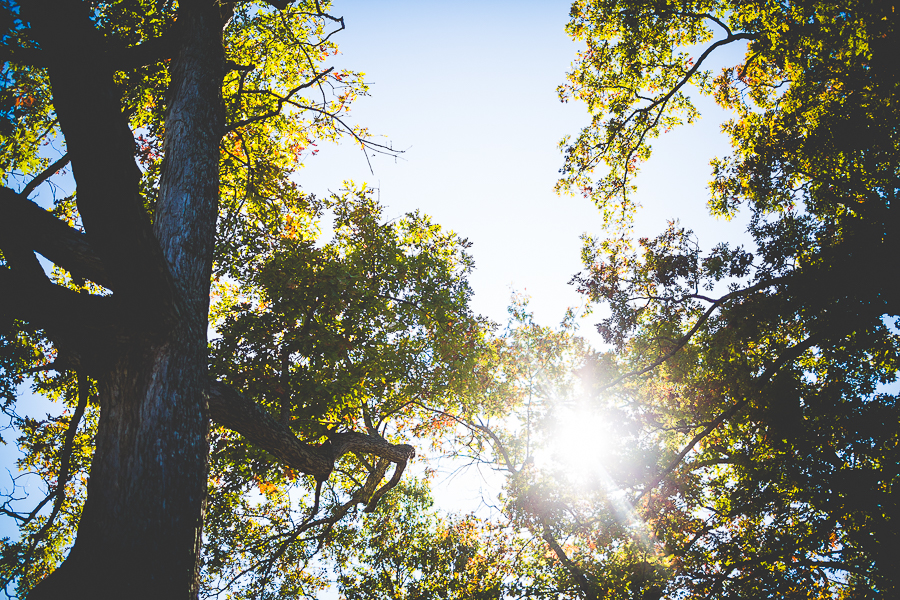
top-left (539, 406), bottom-right (614, 482)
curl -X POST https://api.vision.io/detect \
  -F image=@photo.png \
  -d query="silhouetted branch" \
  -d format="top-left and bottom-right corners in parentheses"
top-left (207, 381), bottom-right (415, 479)
top-left (20, 154), bottom-right (70, 199)
top-left (634, 332), bottom-right (823, 503)
top-left (0, 187), bottom-right (113, 289)
top-left (597, 278), bottom-right (786, 392)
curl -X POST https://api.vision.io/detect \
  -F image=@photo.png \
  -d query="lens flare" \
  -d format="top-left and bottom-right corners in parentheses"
top-left (543, 406), bottom-right (613, 481)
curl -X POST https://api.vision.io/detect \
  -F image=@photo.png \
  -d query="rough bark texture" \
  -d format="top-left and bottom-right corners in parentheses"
top-left (25, 1), bottom-right (225, 598)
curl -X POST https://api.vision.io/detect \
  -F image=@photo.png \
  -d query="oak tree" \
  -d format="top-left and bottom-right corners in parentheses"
top-left (0, 1), bottom-right (482, 598)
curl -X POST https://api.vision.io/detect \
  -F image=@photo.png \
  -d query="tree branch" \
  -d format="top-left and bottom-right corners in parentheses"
top-left (207, 381), bottom-right (415, 481)
top-left (364, 457), bottom-right (408, 512)
top-left (0, 187), bottom-right (113, 289)
top-left (11, 372), bottom-right (90, 584)
top-left (224, 67), bottom-right (335, 132)
top-left (207, 381), bottom-right (334, 477)
top-left (541, 520), bottom-right (598, 600)
top-left (0, 42), bottom-right (46, 67)
top-left (23, 1), bottom-right (179, 323)
top-left (225, 455), bottom-right (390, 592)
top-left (0, 268), bottom-right (127, 370)
top-left (597, 278), bottom-right (786, 392)
top-left (20, 154), bottom-right (70, 199)
top-left (108, 23), bottom-right (181, 70)
top-left (413, 402), bottom-right (519, 474)
top-left (328, 430), bottom-right (415, 464)
top-left (633, 332), bottom-right (823, 503)
top-left (571, 29), bottom-right (756, 199)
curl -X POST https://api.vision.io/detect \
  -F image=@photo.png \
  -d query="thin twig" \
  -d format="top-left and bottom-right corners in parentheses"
top-left (598, 277), bottom-right (784, 393)
top-left (10, 371), bottom-right (89, 583)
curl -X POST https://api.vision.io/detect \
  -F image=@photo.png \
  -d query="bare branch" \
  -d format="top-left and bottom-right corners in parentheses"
top-left (413, 402), bottom-right (519, 474)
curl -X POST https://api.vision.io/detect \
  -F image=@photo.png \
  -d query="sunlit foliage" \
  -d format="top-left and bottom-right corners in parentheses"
top-left (202, 185), bottom-right (486, 597)
top-left (0, 0), bottom-right (479, 596)
top-left (560, 1), bottom-right (900, 597)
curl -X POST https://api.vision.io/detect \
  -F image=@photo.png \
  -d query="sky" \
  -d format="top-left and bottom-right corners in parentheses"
top-left (1, 0), bottom-right (757, 563)
top-left (292, 0), bottom-right (751, 348)
top-left (289, 0), bottom-right (752, 512)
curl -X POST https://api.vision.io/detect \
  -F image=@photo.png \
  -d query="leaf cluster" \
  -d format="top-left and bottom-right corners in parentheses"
top-left (561, 1), bottom-right (900, 597)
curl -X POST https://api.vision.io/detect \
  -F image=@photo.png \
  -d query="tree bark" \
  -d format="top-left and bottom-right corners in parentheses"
top-left (26, 2), bottom-right (225, 598)
top-left (207, 381), bottom-right (416, 478)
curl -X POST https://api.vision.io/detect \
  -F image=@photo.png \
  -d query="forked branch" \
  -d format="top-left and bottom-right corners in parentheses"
top-left (0, 187), bottom-right (113, 289)
top-left (207, 381), bottom-right (415, 481)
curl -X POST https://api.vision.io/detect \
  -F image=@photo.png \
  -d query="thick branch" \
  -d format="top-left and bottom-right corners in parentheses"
top-left (0, 267), bottom-right (118, 331)
top-left (207, 381), bottom-right (415, 480)
top-left (22, 1), bottom-right (179, 323)
top-left (0, 187), bottom-right (113, 289)
top-left (0, 21), bottom-right (179, 70)
top-left (328, 431), bottom-right (415, 464)
top-left (0, 41), bottom-right (46, 67)
top-left (364, 458), bottom-right (407, 512)
top-left (0, 268), bottom-right (127, 370)
top-left (207, 382), bottom-right (333, 477)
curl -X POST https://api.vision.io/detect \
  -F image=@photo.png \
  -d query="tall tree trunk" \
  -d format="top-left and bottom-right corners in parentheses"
top-left (28, 2), bottom-right (225, 598)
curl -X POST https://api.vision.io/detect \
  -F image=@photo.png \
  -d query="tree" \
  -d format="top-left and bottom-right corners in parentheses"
top-left (0, 1), bottom-right (483, 598)
top-left (329, 478), bottom-right (516, 600)
top-left (358, 297), bottom-right (670, 600)
top-left (556, 1), bottom-right (899, 597)
top-left (199, 187), bottom-right (484, 599)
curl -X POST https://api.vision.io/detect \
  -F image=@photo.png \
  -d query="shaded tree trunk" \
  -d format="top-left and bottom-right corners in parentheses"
top-left (27, 1), bottom-right (226, 598)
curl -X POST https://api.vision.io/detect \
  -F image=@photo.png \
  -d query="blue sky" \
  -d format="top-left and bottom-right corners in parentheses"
top-left (299, 0), bottom-right (750, 346)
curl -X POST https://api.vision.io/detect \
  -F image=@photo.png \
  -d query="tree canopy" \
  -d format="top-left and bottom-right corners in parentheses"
top-left (554, 0), bottom-right (899, 597)
top-left (1, 1), bottom-right (898, 599)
